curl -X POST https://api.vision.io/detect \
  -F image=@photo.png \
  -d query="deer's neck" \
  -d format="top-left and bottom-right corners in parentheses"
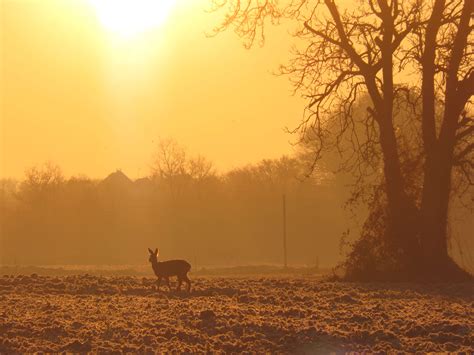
top-left (151, 259), bottom-right (160, 275)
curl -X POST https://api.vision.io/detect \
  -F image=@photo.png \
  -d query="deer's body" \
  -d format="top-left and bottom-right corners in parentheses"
top-left (148, 248), bottom-right (191, 292)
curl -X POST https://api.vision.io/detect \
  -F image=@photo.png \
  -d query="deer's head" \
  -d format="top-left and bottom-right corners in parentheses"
top-left (148, 248), bottom-right (159, 263)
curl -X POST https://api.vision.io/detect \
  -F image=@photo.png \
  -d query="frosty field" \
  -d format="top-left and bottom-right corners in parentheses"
top-left (0, 274), bottom-right (472, 353)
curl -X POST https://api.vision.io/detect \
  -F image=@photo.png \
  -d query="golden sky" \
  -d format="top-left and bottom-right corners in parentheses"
top-left (0, 0), bottom-right (305, 179)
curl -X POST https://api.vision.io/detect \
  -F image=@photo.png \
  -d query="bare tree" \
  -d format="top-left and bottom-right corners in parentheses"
top-left (212, 0), bottom-right (473, 278)
top-left (152, 138), bottom-right (187, 180)
top-left (20, 162), bottom-right (64, 201)
top-left (188, 155), bottom-right (215, 182)
top-left (151, 139), bottom-right (217, 197)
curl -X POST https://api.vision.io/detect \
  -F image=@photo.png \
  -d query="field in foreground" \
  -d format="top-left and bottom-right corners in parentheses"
top-left (0, 275), bottom-right (472, 353)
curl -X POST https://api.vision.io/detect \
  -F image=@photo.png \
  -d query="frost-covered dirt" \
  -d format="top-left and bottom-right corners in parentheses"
top-left (0, 275), bottom-right (472, 353)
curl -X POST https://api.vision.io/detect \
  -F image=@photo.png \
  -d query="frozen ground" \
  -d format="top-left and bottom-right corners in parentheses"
top-left (0, 274), bottom-right (472, 353)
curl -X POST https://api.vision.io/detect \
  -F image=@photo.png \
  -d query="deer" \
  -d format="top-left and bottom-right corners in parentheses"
top-left (147, 248), bottom-right (192, 292)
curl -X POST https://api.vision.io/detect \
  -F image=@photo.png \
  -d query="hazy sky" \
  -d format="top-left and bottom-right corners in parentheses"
top-left (1, 0), bottom-right (305, 179)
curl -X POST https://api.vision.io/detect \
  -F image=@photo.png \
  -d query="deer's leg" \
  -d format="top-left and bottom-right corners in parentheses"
top-left (184, 275), bottom-right (191, 292)
top-left (156, 277), bottom-right (162, 290)
top-left (165, 277), bottom-right (172, 291)
top-left (177, 277), bottom-right (183, 291)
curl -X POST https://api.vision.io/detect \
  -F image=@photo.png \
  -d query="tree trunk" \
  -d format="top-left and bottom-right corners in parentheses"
top-left (378, 120), bottom-right (420, 263)
top-left (419, 103), bottom-right (468, 279)
top-left (374, 6), bottom-right (421, 266)
top-left (419, 0), bottom-right (473, 274)
top-left (419, 161), bottom-right (470, 281)
top-left (419, 150), bottom-right (451, 267)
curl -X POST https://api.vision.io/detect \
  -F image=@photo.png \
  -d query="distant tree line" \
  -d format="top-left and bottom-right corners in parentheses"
top-left (0, 142), bottom-right (348, 267)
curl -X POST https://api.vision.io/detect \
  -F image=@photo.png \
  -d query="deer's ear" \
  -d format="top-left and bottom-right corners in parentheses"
top-left (148, 248), bottom-right (154, 255)
top-left (155, 249), bottom-right (159, 256)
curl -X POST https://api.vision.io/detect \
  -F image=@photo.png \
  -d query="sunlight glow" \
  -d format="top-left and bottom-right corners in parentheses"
top-left (89, 0), bottom-right (175, 38)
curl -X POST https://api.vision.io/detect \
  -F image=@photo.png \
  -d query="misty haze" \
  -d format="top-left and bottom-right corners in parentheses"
top-left (0, 0), bottom-right (473, 353)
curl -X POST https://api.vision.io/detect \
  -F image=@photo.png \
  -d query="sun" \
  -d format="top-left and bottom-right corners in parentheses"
top-left (89, 0), bottom-right (175, 38)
